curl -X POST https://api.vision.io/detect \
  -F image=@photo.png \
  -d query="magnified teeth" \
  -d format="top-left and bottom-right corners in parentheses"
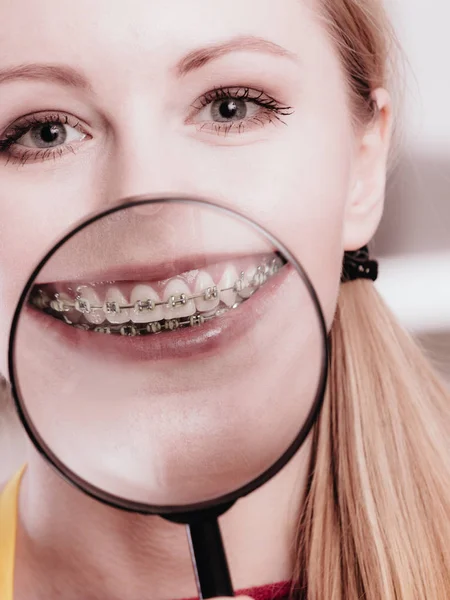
top-left (30, 251), bottom-right (287, 337)
top-left (130, 285), bottom-right (164, 323)
top-left (253, 265), bottom-right (267, 287)
top-left (238, 266), bottom-right (259, 299)
top-left (104, 287), bottom-right (130, 324)
top-left (271, 258), bottom-right (282, 274)
top-left (56, 293), bottom-right (83, 325)
top-left (163, 279), bottom-right (196, 319)
top-left (49, 292), bottom-right (71, 313)
top-left (194, 271), bottom-right (220, 313)
top-left (190, 314), bottom-right (206, 327)
top-left (61, 293), bottom-right (83, 325)
top-left (76, 287), bottom-right (106, 325)
top-left (218, 265), bottom-right (238, 308)
top-left (49, 298), bottom-right (66, 313)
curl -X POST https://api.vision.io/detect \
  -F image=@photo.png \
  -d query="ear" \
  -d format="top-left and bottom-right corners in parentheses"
top-left (342, 88), bottom-right (393, 251)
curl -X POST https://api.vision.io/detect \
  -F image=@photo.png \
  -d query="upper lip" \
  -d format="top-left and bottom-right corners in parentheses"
top-left (34, 252), bottom-right (275, 286)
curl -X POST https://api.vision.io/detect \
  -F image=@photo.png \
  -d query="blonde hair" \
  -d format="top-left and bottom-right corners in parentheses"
top-left (291, 3), bottom-right (450, 597)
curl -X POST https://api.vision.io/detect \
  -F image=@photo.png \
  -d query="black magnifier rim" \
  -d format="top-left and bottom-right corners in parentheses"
top-left (8, 194), bottom-right (329, 516)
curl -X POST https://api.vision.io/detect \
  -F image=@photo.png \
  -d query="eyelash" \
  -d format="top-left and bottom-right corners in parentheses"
top-left (0, 113), bottom-right (84, 166)
top-left (0, 86), bottom-right (294, 165)
top-left (190, 86), bottom-right (294, 136)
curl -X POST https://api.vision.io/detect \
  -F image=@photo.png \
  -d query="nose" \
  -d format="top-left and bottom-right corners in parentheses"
top-left (93, 106), bottom-right (236, 242)
top-left (95, 122), bottom-right (196, 247)
top-left (90, 86), bottom-right (240, 222)
top-left (105, 146), bottom-right (186, 204)
top-left (99, 95), bottom-right (202, 200)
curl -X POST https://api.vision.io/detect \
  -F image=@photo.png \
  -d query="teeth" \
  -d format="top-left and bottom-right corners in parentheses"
top-left (76, 286), bottom-right (106, 325)
top-left (238, 265), bottom-right (259, 299)
top-left (218, 265), bottom-right (238, 308)
top-left (104, 287), bottom-right (130, 324)
top-left (163, 278), bottom-right (196, 319)
top-left (43, 255), bottom-right (283, 328)
top-left (130, 285), bottom-right (164, 323)
top-left (194, 271), bottom-right (220, 313)
top-left (54, 292), bottom-right (83, 325)
top-left (252, 265), bottom-right (268, 287)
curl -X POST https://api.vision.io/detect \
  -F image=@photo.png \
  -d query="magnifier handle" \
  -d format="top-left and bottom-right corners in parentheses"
top-left (187, 517), bottom-right (234, 599)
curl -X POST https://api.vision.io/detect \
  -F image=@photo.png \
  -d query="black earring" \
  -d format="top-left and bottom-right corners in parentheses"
top-left (341, 245), bottom-right (378, 283)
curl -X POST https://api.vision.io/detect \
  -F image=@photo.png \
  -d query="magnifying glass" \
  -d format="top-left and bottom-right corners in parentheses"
top-left (8, 195), bottom-right (329, 599)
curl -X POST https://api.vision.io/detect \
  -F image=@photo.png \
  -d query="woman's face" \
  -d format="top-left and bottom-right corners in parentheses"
top-left (0, 0), bottom-right (370, 362)
top-left (0, 0), bottom-right (387, 502)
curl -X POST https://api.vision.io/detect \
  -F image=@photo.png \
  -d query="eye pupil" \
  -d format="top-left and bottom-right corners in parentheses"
top-left (220, 100), bottom-right (237, 119)
top-left (213, 98), bottom-right (247, 122)
top-left (32, 123), bottom-right (67, 147)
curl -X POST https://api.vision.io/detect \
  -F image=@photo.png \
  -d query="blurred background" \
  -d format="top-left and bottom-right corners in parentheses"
top-left (1, 1), bottom-right (449, 482)
top-left (374, 0), bottom-right (450, 384)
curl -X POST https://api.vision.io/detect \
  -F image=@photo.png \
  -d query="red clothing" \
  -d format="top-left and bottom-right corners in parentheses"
top-left (182, 581), bottom-right (292, 599)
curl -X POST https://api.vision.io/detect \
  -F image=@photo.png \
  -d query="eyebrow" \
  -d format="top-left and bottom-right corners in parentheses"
top-left (0, 36), bottom-right (299, 91)
top-left (176, 35), bottom-right (300, 77)
top-left (0, 63), bottom-right (93, 91)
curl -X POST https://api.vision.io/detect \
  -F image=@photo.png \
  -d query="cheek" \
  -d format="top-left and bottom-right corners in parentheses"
top-left (0, 165), bottom-right (102, 375)
top-left (187, 123), bottom-right (354, 331)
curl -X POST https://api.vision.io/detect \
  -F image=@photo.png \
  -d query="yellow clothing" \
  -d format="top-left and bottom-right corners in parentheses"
top-left (0, 467), bottom-right (25, 600)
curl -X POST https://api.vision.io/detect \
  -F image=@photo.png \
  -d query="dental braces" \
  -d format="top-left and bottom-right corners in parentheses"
top-left (66, 306), bottom-right (235, 337)
top-left (32, 258), bottom-right (282, 317)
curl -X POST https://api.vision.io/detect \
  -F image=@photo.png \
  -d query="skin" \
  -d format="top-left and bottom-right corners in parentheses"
top-left (0, 0), bottom-right (392, 598)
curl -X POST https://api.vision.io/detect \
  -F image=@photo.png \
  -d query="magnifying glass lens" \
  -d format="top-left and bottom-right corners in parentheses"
top-left (9, 197), bottom-right (327, 513)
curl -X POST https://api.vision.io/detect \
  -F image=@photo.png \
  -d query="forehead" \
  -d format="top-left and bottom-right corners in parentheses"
top-left (0, 0), bottom-right (333, 73)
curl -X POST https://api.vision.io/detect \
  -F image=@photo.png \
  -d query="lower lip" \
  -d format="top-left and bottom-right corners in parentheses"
top-left (26, 266), bottom-right (291, 363)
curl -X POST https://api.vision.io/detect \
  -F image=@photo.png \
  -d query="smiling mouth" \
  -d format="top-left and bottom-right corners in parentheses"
top-left (28, 253), bottom-right (286, 337)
